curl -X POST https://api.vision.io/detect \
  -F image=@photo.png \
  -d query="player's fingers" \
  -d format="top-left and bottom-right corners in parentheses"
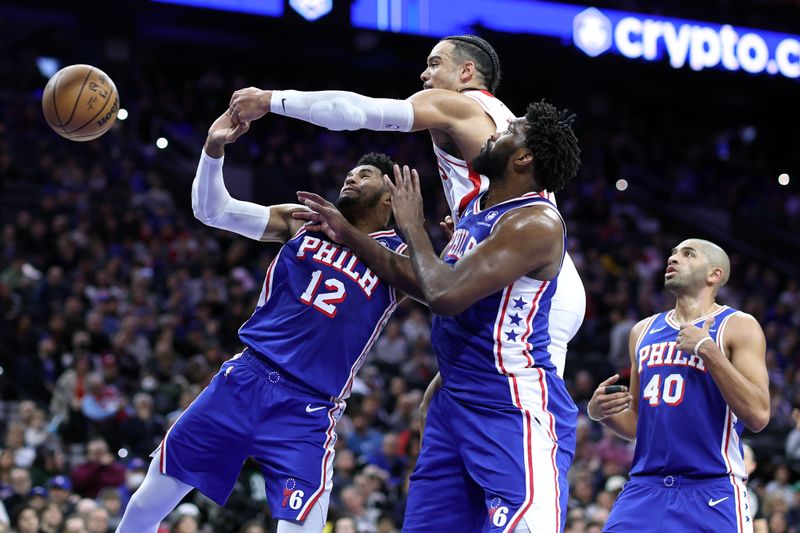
top-left (600, 392), bottom-right (631, 404)
top-left (393, 164), bottom-right (403, 185)
top-left (703, 317), bottom-right (715, 331)
top-left (298, 198), bottom-right (324, 213)
top-left (598, 374), bottom-right (620, 388)
top-left (297, 191), bottom-right (331, 208)
top-left (411, 168), bottom-right (421, 194)
top-left (602, 397), bottom-right (632, 411)
top-left (291, 210), bottom-right (318, 221)
top-left (384, 176), bottom-right (399, 197)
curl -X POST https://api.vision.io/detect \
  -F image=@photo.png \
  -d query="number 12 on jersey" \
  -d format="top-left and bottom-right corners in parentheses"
top-left (300, 270), bottom-right (346, 318)
top-left (643, 373), bottom-right (685, 406)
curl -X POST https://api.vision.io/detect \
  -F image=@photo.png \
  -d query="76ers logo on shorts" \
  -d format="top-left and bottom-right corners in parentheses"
top-left (282, 478), bottom-right (305, 511)
top-left (488, 496), bottom-right (511, 528)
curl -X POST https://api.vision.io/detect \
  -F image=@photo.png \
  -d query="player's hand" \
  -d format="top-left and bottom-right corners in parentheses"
top-left (294, 191), bottom-right (354, 244)
top-left (676, 317), bottom-right (715, 356)
top-left (439, 215), bottom-right (455, 240)
top-left (385, 164), bottom-right (424, 232)
top-left (587, 374), bottom-right (631, 421)
top-left (229, 87), bottom-right (270, 122)
top-left (207, 111), bottom-right (250, 146)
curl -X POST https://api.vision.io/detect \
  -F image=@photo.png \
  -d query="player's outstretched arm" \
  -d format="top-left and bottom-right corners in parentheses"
top-left (293, 191), bottom-right (423, 301)
top-left (677, 314), bottom-right (770, 431)
top-left (193, 111), bottom-right (307, 243)
top-left (587, 319), bottom-right (647, 441)
top-left (228, 87), bottom-right (486, 135)
top-left (387, 165), bottom-right (563, 316)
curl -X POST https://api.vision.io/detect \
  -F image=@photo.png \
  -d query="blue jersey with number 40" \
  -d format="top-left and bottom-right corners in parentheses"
top-left (631, 305), bottom-right (747, 479)
top-left (238, 228), bottom-right (405, 400)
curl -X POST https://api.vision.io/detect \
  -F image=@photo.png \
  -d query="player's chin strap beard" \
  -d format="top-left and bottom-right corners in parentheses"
top-left (458, 87), bottom-right (490, 94)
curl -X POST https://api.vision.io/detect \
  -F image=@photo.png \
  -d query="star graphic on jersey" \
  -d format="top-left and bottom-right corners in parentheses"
top-left (505, 330), bottom-right (519, 341)
top-left (512, 297), bottom-right (527, 309)
top-left (508, 312), bottom-right (523, 326)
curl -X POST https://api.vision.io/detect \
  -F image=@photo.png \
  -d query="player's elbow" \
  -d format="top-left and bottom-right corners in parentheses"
top-left (427, 293), bottom-right (467, 316)
top-left (747, 408), bottom-right (770, 433)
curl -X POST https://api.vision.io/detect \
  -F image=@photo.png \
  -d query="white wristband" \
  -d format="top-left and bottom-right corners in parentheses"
top-left (693, 336), bottom-right (714, 356)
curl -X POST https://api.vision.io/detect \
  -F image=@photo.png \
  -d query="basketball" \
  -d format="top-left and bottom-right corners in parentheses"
top-left (42, 64), bottom-right (120, 141)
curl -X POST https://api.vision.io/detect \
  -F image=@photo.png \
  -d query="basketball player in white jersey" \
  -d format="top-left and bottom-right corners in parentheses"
top-left (228, 34), bottom-right (585, 390)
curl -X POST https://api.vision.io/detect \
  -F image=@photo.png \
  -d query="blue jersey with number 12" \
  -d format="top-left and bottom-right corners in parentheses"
top-left (238, 228), bottom-right (405, 399)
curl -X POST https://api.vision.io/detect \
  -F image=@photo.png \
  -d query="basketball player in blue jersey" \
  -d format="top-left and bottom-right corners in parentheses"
top-left (228, 35), bottom-right (586, 387)
top-left (587, 239), bottom-right (770, 533)
top-left (115, 110), bottom-right (411, 533)
top-left (296, 101), bottom-right (582, 533)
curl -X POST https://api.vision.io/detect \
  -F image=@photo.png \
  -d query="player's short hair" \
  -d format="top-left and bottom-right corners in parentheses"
top-left (357, 153), bottom-right (394, 185)
top-left (524, 100), bottom-right (581, 193)
top-left (442, 35), bottom-right (502, 92)
top-left (691, 239), bottom-right (731, 290)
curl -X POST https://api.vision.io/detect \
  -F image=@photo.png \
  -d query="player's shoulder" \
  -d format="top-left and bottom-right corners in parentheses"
top-left (631, 314), bottom-right (661, 338)
top-left (371, 228), bottom-right (405, 251)
top-left (408, 89), bottom-right (486, 113)
top-left (724, 310), bottom-right (762, 331)
top-left (493, 200), bottom-right (562, 234)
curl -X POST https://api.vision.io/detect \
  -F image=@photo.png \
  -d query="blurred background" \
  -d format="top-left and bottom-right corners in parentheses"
top-left (0, 0), bottom-right (798, 532)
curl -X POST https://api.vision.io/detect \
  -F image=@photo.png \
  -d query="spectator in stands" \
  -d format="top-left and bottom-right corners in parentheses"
top-left (70, 439), bottom-right (125, 499)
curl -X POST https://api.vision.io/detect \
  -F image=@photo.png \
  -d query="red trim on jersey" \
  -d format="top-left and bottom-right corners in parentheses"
top-left (369, 229), bottom-right (397, 238)
top-left (520, 281), bottom-right (548, 367)
top-left (433, 145), bottom-right (469, 168)
top-left (261, 251), bottom-right (281, 304)
top-left (457, 163), bottom-right (483, 216)
top-left (299, 405), bottom-right (338, 520)
top-left (437, 162), bottom-right (449, 180)
top-left (494, 288), bottom-right (515, 374)
top-left (159, 438), bottom-right (166, 473)
top-left (505, 403), bottom-right (535, 533)
top-left (730, 475), bottom-right (744, 533)
top-left (539, 371), bottom-right (562, 532)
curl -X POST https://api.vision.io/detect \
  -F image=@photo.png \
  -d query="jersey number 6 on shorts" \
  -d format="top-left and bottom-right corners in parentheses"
top-left (300, 270), bottom-right (347, 318)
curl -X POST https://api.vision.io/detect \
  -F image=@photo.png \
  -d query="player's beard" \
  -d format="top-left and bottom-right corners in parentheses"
top-left (664, 269), bottom-right (704, 294)
top-left (336, 188), bottom-right (382, 222)
top-left (472, 141), bottom-right (510, 181)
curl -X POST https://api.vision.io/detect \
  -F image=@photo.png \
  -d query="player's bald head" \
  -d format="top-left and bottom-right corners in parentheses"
top-left (682, 238), bottom-right (731, 290)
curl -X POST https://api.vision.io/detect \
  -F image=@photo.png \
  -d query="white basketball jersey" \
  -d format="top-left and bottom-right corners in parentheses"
top-left (433, 90), bottom-right (515, 220)
top-left (433, 90), bottom-right (586, 376)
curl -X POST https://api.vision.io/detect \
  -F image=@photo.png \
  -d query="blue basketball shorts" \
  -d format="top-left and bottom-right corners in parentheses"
top-left (156, 351), bottom-right (343, 522)
top-left (604, 474), bottom-right (753, 533)
top-left (403, 369), bottom-right (578, 533)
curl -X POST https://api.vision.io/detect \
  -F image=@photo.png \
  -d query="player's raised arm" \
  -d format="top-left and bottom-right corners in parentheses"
top-left (677, 313), bottom-right (770, 431)
top-left (192, 111), bottom-right (307, 243)
top-left (385, 165), bottom-right (563, 316)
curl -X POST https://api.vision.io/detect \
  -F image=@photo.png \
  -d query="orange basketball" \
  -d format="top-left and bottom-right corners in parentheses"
top-left (42, 64), bottom-right (120, 142)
